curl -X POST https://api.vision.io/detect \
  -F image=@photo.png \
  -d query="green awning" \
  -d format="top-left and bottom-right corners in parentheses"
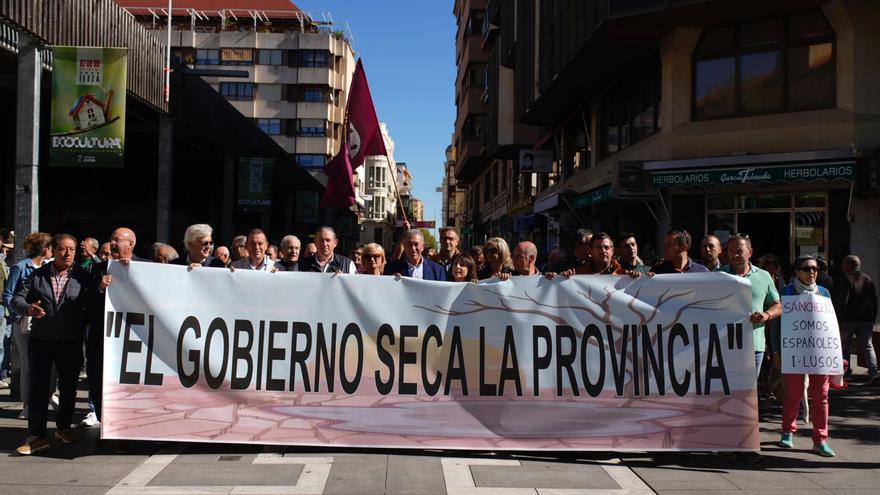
top-left (571, 184), bottom-right (613, 209)
top-left (650, 161), bottom-right (855, 189)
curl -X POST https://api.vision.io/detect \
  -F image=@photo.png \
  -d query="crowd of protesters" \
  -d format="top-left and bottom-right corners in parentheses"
top-left (0, 222), bottom-right (876, 459)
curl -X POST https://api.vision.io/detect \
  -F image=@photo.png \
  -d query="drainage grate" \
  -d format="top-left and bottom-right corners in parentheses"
top-left (218, 455), bottom-right (242, 462)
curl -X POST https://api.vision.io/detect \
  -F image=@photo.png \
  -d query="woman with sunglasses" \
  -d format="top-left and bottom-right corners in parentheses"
top-left (361, 243), bottom-right (386, 276)
top-left (772, 255), bottom-right (835, 457)
top-left (477, 238), bottom-right (513, 280)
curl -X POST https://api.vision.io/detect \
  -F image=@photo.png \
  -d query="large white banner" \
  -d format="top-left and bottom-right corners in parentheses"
top-left (780, 294), bottom-right (843, 375)
top-left (103, 262), bottom-right (759, 451)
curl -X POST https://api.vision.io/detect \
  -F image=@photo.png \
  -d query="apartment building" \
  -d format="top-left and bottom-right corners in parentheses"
top-left (359, 123), bottom-right (399, 246)
top-left (455, 0), bottom-right (880, 283)
top-left (117, 0), bottom-right (355, 179)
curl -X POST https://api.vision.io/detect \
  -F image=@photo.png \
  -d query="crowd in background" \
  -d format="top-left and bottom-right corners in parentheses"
top-left (0, 222), bottom-right (876, 459)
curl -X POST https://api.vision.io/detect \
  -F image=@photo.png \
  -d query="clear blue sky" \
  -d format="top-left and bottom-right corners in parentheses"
top-left (298, 0), bottom-right (456, 233)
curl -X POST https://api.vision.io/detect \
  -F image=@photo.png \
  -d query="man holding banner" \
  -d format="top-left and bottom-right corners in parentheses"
top-left (774, 255), bottom-right (838, 457)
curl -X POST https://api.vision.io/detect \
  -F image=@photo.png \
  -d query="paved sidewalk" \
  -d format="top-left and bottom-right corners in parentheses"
top-left (0, 371), bottom-right (877, 494)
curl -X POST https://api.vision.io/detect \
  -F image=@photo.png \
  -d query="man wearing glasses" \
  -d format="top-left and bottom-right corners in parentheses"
top-left (175, 224), bottom-right (225, 269)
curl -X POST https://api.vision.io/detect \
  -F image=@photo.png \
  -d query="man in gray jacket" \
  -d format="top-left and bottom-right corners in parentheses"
top-left (11, 234), bottom-right (96, 455)
top-left (834, 255), bottom-right (879, 384)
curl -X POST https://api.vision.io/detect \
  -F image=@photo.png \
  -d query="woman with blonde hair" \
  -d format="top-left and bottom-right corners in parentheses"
top-left (361, 243), bottom-right (386, 276)
top-left (477, 237), bottom-right (512, 280)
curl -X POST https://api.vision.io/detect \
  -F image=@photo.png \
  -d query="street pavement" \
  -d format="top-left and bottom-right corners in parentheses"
top-left (0, 367), bottom-right (877, 495)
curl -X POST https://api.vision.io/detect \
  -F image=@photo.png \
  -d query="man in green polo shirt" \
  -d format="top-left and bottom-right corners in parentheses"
top-left (723, 234), bottom-right (782, 379)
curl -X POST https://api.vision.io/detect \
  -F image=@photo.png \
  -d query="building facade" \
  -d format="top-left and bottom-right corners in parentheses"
top-left (118, 1), bottom-right (354, 177)
top-left (449, 0), bottom-right (880, 283)
top-left (359, 123), bottom-right (399, 247)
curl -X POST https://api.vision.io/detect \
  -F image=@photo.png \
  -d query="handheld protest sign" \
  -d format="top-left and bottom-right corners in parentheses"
top-left (780, 293), bottom-right (844, 375)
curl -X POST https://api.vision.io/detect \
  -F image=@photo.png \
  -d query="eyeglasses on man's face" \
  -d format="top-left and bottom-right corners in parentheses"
top-left (799, 266), bottom-right (819, 273)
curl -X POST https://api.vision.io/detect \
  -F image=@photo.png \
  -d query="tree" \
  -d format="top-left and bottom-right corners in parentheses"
top-left (420, 228), bottom-right (437, 251)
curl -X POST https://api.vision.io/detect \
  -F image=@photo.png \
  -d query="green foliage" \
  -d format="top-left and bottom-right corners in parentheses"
top-left (420, 228), bottom-right (437, 250)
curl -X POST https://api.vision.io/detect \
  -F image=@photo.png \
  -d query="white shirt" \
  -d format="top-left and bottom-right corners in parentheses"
top-left (407, 258), bottom-right (424, 279)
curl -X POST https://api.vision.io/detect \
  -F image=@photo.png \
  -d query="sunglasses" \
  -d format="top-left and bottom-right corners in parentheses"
top-left (484, 248), bottom-right (498, 255)
top-left (365, 254), bottom-right (382, 261)
top-left (201, 241), bottom-right (214, 247)
top-left (799, 266), bottom-right (819, 273)
top-left (730, 233), bottom-right (750, 240)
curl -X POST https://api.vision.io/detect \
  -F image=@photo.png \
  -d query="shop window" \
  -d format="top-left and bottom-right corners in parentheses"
top-left (220, 82), bottom-right (253, 101)
top-left (707, 195), bottom-right (737, 210)
top-left (795, 211), bottom-right (826, 257)
top-left (795, 192), bottom-right (827, 208)
top-left (740, 194), bottom-right (791, 209)
top-left (601, 56), bottom-right (660, 159)
top-left (221, 47), bottom-right (253, 66)
top-left (694, 11), bottom-right (835, 120)
top-left (196, 48), bottom-right (219, 65)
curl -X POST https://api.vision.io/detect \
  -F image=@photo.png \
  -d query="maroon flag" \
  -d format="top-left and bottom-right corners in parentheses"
top-left (321, 58), bottom-right (386, 208)
top-left (320, 142), bottom-right (356, 208)
top-left (345, 59), bottom-right (386, 168)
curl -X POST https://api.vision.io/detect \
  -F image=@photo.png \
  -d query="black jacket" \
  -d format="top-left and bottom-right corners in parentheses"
top-left (11, 264), bottom-right (96, 341)
top-left (833, 271), bottom-right (878, 322)
top-left (173, 255), bottom-right (226, 268)
top-left (301, 253), bottom-right (354, 273)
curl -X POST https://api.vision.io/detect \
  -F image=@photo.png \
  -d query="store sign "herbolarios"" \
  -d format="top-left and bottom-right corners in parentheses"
top-left (651, 161), bottom-right (855, 188)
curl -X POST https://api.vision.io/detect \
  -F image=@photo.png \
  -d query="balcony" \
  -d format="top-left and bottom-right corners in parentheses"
top-left (298, 67), bottom-right (333, 86)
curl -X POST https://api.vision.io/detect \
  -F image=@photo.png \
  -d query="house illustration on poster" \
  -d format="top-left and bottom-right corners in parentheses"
top-left (69, 91), bottom-right (113, 129)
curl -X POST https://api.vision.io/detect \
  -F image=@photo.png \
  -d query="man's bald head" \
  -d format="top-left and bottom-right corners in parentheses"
top-left (110, 227), bottom-right (137, 260)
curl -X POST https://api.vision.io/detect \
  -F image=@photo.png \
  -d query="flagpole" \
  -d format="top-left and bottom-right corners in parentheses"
top-left (386, 158), bottom-right (409, 226)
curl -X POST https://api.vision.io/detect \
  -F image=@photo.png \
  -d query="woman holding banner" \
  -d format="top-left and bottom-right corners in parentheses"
top-left (772, 255), bottom-right (836, 457)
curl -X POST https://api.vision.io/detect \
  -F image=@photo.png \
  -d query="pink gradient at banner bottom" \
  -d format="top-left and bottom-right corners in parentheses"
top-left (101, 382), bottom-right (758, 451)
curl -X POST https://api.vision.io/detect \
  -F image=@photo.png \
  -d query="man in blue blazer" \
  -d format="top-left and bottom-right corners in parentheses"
top-left (384, 230), bottom-right (448, 281)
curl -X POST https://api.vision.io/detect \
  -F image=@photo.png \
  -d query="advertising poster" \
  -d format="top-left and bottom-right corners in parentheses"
top-left (50, 47), bottom-right (127, 167)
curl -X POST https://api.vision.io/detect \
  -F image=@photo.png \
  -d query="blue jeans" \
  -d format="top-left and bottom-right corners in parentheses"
top-left (0, 319), bottom-right (11, 380)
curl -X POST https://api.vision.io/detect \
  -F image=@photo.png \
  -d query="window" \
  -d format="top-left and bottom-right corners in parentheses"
top-left (256, 118), bottom-right (281, 135)
top-left (298, 50), bottom-right (329, 68)
top-left (465, 9), bottom-right (485, 38)
top-left (368, 196), bottom-right (386, 220)
top-left (694, 11), bottom-right (835, 120)
top-left (298, 119), bottom-right (326, 137)
top-left (465, 63), bottom-right (486, 88)
top-left (257, 49), bottom-right (283, 66)
top-left (196, 48), bottom-right (219, 65)
top-left (302, 88), bottom-right (326, 102)
top-left (296, 154), bottom-right (325, 169)
top-left (220, 82), bottom-right (253, 101)
top-left (601, 57), bottom-right (660, 158)
top-left (367, 166), bottom-right (386, 189)
top-left (221, 47), bottom-right (253, 66)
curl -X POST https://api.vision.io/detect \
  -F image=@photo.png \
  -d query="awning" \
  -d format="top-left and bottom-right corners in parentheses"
top-left (650, 161), bottom-right (855, 189)
top-left (571, 184), bottom-right (613, 209)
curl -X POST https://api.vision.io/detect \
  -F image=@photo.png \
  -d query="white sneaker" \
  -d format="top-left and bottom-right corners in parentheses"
top-left (49, 394), bottom-right (60, 411)
top-left (18, 405), bottom-right (28, 420)
top-left (80, 412), bottom-right (100, 427)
